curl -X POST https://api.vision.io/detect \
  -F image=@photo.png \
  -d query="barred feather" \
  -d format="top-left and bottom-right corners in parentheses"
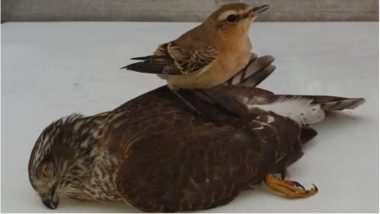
top-left (225, 53), bottom-right (275, 87)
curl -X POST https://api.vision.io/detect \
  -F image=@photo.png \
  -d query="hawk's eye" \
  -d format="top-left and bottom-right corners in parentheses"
top-left (39, 162), bottom-right (54, 178)
top-left (41, 163), bottom-right (48, 177)
top-left (226, 14), bottom-right (237, 22)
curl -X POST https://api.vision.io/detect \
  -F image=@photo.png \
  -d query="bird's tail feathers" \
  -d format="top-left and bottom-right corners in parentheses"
top-left (130, 55), bottom-right (153, 60)
top-left (121, 55), bottom-right (158, 71)
top-left (122, 60), bottom-right (162, 73)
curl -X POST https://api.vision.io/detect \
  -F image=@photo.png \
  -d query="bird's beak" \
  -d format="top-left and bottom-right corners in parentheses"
top-left (251, 4), bottom-right (270, 15)
top-left (42, 198), bottom-right (59, 209)
top-left (41, 188), bottom-right (59, 209)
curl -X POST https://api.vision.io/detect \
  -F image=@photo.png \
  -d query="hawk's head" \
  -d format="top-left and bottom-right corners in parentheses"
top-left (28, 113), bottom-right (96, 209)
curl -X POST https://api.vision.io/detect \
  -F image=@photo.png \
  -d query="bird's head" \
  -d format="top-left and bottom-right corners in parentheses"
top-left (205, 3), bottom-right (270, 37)
top-left (28, 113), bottom-right (96, 209)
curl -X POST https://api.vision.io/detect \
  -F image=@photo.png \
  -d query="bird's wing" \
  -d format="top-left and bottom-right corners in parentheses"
top-left (224, 53), bottom-right (275, 87)
top-left (178, 53), bottom-right (275, 117)
top-left (115, 115), bottom-right (303, 212)
top-left (122, 42), bottom-right (218, 75)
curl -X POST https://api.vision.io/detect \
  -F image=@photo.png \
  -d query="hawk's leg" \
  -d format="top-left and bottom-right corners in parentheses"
top-left (264, 174), bottom-right (318, 198)
top-left (279, 169), bottom-right (287, 180)
top-left (171, 90), bottom-right (202, 115)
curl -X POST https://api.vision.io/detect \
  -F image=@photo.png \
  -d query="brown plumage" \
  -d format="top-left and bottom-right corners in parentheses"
top-left (28, 54), bottom-right (365, 212)
top-left (123, 3), bottom-right (270, 89)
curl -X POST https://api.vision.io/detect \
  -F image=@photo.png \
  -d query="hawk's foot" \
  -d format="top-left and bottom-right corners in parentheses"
top-left (264, 174), bottom-right (318, 198)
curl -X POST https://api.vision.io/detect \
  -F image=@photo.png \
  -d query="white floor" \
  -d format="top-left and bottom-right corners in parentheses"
top-left (2, 22), bottom-right (378, 212)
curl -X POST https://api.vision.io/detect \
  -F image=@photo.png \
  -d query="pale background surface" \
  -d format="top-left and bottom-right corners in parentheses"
top-left (2, 0), bottom-right (379, 22)
top-left (2, 21), bottom-right (378, 212)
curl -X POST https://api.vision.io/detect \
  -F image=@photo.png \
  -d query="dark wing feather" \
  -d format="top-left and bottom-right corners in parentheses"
top-left (225, 53), bottom-right (275, 87)
top-left (115, 125), bottom-right (284, 212)
top-left (114, 88), bottom-right (305, 212)
top-left (122, 42), bottom-right (217, 75)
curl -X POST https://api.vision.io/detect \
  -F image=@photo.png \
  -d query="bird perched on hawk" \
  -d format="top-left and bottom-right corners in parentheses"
top-left (123, 3), bottom-right (270, 90)
top-left (28, 54), bottom-right (365, 212)
top-left (123, 3), bottom-right (270, 114)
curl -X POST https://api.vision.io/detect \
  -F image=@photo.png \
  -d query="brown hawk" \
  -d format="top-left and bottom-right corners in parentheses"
top-left (28, 54), bottom-right (364, 212)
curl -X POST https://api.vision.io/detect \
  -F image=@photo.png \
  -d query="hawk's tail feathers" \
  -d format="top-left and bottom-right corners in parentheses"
top-left (278, 95), bottom-right (366, 111)
top-left (313, 96), bottom-right (366, 111)
top-left (248, 93), bottom-right (365, 125)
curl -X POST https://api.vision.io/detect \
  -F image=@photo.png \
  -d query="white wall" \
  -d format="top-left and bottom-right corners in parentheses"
top-left (2, 0), bottom-right (379, 22)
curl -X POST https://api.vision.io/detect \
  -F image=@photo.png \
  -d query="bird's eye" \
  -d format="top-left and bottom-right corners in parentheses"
top-left (226, 14), bottom-right (237, 22)
top-left (41, 163), bottom-right (48, 177)
top-left (39, 162), bottom-right (53, 178)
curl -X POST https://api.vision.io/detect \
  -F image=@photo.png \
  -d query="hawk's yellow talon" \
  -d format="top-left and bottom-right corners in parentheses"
top-left (264, 174), bottom-right (318, 198)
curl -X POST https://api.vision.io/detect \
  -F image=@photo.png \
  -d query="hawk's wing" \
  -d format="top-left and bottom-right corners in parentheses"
top-left (199, 53), bottom-right (364, 124)
top-left (110, 85), bottom-right (333, 212)
top-left (123, 42), bottom-right (218, 75)
top-left (202, 86), bottom-right (365, 125)
top-left (114, 114), bottom-right (304, 212)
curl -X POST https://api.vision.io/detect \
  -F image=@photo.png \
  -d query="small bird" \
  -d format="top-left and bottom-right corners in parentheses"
top-left (29, 54), bottom-right (365, 212)
top-left (123, 3), bottom-right (270, 90)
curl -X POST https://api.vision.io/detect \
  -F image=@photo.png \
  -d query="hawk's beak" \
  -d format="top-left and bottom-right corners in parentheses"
top-left (42, 198), bottom-right (59, 209)
top-left (41, 188), bottom-right (59, 209)
top-left (251, 4), bottom-right (270, 15)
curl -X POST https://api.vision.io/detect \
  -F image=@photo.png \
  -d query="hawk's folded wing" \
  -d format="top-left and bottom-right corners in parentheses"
top-left (114, 116), bottom-right (303, 212)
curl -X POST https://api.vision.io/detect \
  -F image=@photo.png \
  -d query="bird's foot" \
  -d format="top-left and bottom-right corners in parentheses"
top-left (264, 174), bottom-right (318, 198)
top-left (279, 169), bottom-right (287, 180)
